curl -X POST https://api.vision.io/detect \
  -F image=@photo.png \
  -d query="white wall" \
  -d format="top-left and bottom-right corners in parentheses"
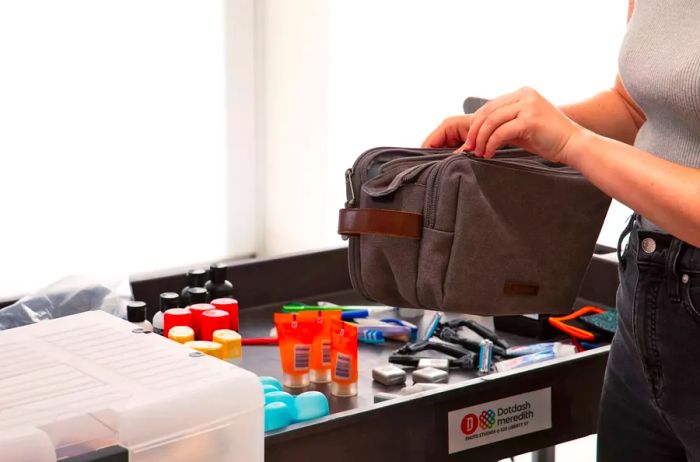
top-left (262, 0), bottom-right (632, 256)
top-left (259, 0), bottom-right (331, 255)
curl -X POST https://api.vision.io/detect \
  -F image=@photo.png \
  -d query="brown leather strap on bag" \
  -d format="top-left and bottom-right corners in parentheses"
top-left (338, 208), bottom-right (423, 240)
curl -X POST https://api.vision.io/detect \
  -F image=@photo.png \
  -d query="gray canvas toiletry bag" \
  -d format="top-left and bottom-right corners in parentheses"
top-left (338, 147), bottom-right (611, 315)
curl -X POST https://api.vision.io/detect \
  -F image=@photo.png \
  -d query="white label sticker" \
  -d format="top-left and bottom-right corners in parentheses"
top-left (334, 352), bottom-right (352, 380)
top-left (321, 339), bottom-right (332, 366)
top-left (447, 388), bottom-right (552, 454)
top-left (293, 344), bottom-right (311, 371)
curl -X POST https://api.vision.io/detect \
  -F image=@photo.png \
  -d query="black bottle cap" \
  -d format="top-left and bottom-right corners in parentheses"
top-left (159, 292), bottom-right (180, 311)
top-left (186, 268), bottom-right (208, 288)
top-left (127, 301), bottom-right (147, 323)
top-left (188, 287), bottom-right (208, 304)
top-left (209, 263), bottom-right (228, 284)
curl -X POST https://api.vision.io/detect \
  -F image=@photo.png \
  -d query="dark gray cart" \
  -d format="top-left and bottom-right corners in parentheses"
top-left (10, 246), bottom-right (617, 462)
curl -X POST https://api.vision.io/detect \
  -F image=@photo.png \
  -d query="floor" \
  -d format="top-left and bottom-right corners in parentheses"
top-left (500, 435), bottom-right (597, 462)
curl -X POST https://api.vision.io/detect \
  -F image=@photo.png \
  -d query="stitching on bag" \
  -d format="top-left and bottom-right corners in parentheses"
top-left (439, 179), bottom-right (461, 304)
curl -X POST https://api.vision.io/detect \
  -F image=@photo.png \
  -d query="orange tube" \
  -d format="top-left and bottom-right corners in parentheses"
top-left (274, 312), bottom-right (323, 388)
top-left (330, 320), bottom-right (358, 397)
top-left (298, 310), bottom-right (342, 383)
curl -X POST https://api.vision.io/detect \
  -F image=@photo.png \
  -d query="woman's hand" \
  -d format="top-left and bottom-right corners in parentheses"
top-left (422, 115), bottom-right (474, 149)
top-left (461, 87), bottom-right (584, 164)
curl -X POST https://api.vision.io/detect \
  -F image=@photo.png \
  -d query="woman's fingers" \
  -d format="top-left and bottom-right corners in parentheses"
top-left (422, 115), bottom-right (471, 148)
top-left (482, 119), bottom-right (527, 158)
top-left (473, 103), bottom-right (520, 156)
top-left (465, 88), bottom-right (523, 150)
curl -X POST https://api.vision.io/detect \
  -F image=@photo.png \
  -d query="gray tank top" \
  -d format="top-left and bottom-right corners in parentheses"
top-left (618, 0), bottom-right (700, 231)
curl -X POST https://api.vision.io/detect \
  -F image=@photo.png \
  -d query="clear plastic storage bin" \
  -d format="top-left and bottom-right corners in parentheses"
top-left (0, 311), bottom-right (264, 462)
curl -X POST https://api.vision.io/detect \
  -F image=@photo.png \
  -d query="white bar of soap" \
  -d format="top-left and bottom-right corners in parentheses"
top-left (372, 365), bottom-right (407, 386)
top-left (412, 367), bottom-right (448, 384)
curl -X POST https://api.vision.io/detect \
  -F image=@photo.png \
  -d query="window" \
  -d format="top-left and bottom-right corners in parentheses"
top-left (0, 0), bottom-right (255, 297)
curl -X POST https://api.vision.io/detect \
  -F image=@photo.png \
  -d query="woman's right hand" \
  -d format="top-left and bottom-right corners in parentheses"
top-left (421, 114), bottom-right (473, 149)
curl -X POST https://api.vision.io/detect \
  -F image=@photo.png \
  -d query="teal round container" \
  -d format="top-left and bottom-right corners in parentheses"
top-left (259, 376), bottom-right (283, 391)
top-left (265, 390), bottom-right (296, 414)
top-left (262, 384), bottom-right (279, 395)
top-left (264, 402), bottom-right (292, 432)
top-left (294, 391), bottom-right (330, 422)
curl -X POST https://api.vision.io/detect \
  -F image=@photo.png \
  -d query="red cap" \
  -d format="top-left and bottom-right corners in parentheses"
top-left (200, 309), bottom-right (231, 341)
top-left (189, 303), bottom-right (215, 339)
top-left (163, 308), bottom-right (192, 338)
top-left (211, 298), bottom-right (239, 332)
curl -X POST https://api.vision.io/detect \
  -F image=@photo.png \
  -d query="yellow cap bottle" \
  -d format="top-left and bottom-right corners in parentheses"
top-left (213, 329), bottom-right (242, 359)
top-left (185, 340), bottom-right (224, 359)
top-left (168, 326), bottom-right (195, 344)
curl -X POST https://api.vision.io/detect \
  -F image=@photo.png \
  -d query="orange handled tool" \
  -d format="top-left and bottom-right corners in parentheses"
top-left (548, 306), bottom-right (605, 342)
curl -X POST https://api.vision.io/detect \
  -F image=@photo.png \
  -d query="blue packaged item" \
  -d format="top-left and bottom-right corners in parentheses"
top-left (294, 391), bottom-right (330, 422)
top-left (265, 402), bottom-right (292, 432)
top-left (259, 376), bottom-right (283, 391)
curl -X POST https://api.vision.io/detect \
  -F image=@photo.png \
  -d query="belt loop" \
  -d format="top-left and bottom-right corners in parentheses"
top-left (666, 238), bottom-right (684, 303)
top-left (617, 214), bottom-right (637, 270)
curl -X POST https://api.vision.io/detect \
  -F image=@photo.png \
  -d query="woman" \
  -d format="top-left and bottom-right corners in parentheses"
top-left (423, 1), bottom-right (700, 460)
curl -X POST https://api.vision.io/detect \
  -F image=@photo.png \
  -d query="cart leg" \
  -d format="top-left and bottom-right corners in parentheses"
top-left (532, 446), bottom-right (555, 462)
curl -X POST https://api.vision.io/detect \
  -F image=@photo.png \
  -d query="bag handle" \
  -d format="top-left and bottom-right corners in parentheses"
top-left (338, 208), bottom-right (422, 240)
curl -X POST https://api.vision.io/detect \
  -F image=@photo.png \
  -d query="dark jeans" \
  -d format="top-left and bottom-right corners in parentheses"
top-left (598, 216), bottom-right (700, 461)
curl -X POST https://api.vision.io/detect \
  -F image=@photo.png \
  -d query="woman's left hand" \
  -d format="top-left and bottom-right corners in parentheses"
top-left (458, 86), bottom-right (585, 164)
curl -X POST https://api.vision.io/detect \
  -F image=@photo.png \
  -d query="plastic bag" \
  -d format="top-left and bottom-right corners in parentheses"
top-left (0, 275), bottom-right (131, 331)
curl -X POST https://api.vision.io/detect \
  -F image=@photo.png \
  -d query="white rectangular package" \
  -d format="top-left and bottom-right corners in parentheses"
top-left (0, 311), bottom-right (264, 462)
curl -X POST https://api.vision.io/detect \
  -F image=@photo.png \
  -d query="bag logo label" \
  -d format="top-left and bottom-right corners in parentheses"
top-left (503, 281), bottom-right (539, 296)
top-left (447, 388), bottom-right (552, 454)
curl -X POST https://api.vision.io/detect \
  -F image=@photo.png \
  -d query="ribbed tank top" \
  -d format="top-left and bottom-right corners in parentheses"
top-left (618, 0), bottom-right (700, 231)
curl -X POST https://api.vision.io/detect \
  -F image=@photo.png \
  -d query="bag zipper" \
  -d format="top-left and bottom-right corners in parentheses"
top-left (345, 147), bottom-right (450, 300)
top-left (425, 152), bottom-right (579, 229)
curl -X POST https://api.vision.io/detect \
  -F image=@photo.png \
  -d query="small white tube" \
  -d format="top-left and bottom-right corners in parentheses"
top-left (495, 344), bottom-right (576, 372)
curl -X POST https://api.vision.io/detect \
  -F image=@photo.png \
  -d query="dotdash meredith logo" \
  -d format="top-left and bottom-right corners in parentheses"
top-left (479, 409), bottom-right (496, 430)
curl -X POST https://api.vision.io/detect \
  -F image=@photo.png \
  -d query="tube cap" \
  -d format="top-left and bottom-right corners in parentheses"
top-left (200, 309), bottom-right (231, 341)
top-left (209, 263), bottom-right (228, 284)
top-left (283, 372), bottom-right (310, 389)
top-left (185, 341), bottom-right (224, 359)
top-left (163, 308), bottom-right (193, 338)
top-left (159, 292), bottom-right (180, 312)
top-left (211, 298), bottom-right (239, 331)
top-left (187, 287), bottom-right (209, 305)
top-left (186, 268), bottom-right (208, 288)
top-left (126, 301), bottom-right (147, 323)
top-left (331, 382), bottom-right (357, 397)
top-left (168, 326), bottom-right (195, 344)
top-left (189, 303), bottom-right (215, 339)
top-left (213, 329), bottom-right (242, 359)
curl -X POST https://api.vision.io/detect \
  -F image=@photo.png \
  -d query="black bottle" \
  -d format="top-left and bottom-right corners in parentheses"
top-left (204, 263), bottom-right (235, 300)
top-left (153, 292), bottom-right (180, 335)
top-left (187, 287), bottom-right (209, 305)
top-left (180, 268), bottom-right (208, 306)
top-left (126, 301), bottom-right (153, 332)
